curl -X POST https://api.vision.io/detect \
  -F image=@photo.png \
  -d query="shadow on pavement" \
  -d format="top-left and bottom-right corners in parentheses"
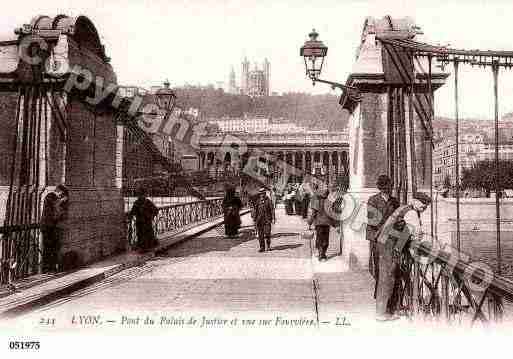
top-left (160, 228), bottom-right (256, 258)
top-left (270, 232), bottom-right (298, 239)
top-left (270, 244), bottom-right (303, 251)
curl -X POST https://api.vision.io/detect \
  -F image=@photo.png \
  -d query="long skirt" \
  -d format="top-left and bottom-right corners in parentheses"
top-left (224, 210), bottom-right (241, 236)
top-left (42, 226), bottom-right (60, 272)
top-left (136, 221), bottom-right (158, 250)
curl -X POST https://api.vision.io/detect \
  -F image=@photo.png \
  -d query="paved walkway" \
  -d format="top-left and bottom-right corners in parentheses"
top-left (2, 206), bottom-right (424, 334)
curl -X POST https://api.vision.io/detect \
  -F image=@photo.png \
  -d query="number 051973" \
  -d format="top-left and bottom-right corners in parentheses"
top-left (9, 341), bottom-right (40, 350)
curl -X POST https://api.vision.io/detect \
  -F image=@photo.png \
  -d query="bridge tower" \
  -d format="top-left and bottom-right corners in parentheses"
top-left (339, 16), bottom-right (448, 270)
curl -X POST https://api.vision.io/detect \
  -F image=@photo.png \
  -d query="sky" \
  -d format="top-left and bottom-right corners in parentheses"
top-left (2, 0), bottom-right (513, 118)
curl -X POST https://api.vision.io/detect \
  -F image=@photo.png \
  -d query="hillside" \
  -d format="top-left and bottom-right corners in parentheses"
top-left (173, 86), bottom-right (349, 132)
top-left (433, 115), bottom-right (513, 141)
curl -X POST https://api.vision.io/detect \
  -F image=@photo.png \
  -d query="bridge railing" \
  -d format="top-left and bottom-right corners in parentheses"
top-left (0, 223), bottom-right (41, 285)
top-left (395, 239), bottom-right (513, 325)
top-left (127, 198), bottom-right (224, 248)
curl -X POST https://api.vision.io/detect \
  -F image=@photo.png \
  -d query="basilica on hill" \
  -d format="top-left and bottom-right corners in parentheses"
top-left (228, 57), bottom-right (270, 97)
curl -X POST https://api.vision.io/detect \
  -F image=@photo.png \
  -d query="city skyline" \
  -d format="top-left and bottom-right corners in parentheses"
top-left (3, 1), bottom-right (513, 119)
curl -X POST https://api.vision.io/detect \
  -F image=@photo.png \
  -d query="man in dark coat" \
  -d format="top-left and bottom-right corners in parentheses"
top-left (254, 188), bottom-right (274, 252)
top-left (366, 175), bottom-right (399, 298)
top-left (307, 184), bottom-right (333, 261)
top-left (128, 188), bottom-right (159, 252)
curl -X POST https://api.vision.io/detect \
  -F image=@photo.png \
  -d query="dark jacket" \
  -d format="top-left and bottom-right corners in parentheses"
top-left (223, 192), bottom-right (242, 211)
top-left (129, 197), bottom-right (158, 225)
top-left (254, 194), bottom-right (274, 225)
top-left (366, 193), bottom-right (399, 243)
top-left (308, 191), bottom-right (333, 227)
top-left (41, 192), bottom-right (68, 227)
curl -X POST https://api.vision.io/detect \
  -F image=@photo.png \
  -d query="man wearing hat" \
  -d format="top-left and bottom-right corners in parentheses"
top-left (366, 175), bottom-right (399, 298)
top-left (374, 191), bottom-right (432, 321)
top-left (254, 187), bottom-right (274, 252)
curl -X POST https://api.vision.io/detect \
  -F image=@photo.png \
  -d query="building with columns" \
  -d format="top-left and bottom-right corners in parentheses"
top-left (197, 132), bottom-right (348, 184)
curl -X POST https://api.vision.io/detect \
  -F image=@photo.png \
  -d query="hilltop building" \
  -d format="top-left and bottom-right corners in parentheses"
top-left (227, 58), bottom-right (270, 96)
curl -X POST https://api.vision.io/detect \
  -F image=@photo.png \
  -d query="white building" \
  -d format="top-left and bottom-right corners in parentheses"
top-left (434, 132), bottom-right (513, 187)
top-left (210, 116), bottom-right (317, 134)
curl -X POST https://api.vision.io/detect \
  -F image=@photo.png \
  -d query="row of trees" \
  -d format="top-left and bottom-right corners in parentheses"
top-left (457, 160), bottom-right (513, 193)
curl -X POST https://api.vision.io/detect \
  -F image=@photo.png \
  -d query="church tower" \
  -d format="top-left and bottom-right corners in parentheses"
top-left (228, 66), bottom-right (237, 94)
top-left (263, 58), bottom-right (270, 96)
top-left (241, 57), bottom-right (250, 94)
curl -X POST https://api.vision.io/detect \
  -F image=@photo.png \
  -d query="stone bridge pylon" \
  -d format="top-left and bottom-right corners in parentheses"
top-left (0, 15), bottom-right (126, 275)
top-left (338, 16), bottom-right (448, 270)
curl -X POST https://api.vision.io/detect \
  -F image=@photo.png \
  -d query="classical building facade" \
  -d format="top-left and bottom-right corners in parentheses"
top-left (197, 132), bottom-right (349, 184)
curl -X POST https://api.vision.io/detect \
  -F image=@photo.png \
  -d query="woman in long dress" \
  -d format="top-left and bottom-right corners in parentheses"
top-left (223, 186), bottom-right (242, 237)
top-left (128, 188), bottom-right (159, 252)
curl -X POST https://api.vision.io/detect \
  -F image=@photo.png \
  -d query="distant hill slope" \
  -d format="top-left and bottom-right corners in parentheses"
top-left (433, 115), bottom-right (513, 141)
top-left (173, 86), bottom-right (349, 131)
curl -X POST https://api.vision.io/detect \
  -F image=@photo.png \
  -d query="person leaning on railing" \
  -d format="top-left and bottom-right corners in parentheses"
top-left (373, 192), bottom-right (432, 322)
top-left (40, 184), bottom-right (69, 273)
top-left (366, 175), bottom-right (399, 299)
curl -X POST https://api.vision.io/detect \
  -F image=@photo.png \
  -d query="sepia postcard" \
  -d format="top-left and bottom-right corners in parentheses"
top-left (0, 0), bottom-right (512, 357)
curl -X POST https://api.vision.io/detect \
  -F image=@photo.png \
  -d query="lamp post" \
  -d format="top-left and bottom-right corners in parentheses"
top-left (155, 80), bottom-right (178, 164)
top-left (155, 79), bottom-right (177, 113)
top-left (300, 29), bottom-right (361, 102)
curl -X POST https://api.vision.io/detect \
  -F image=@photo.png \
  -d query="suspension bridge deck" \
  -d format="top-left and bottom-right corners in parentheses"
top-left (4, 204), bottom-right (513, 333)
top-left (2, 206), bottom-right (391, 332)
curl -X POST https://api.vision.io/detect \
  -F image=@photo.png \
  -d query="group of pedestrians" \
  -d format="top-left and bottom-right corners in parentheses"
top-left (221, 185), bottom-right (275, 253)
top-left (284, 181), bottom-right (311, 218)
top-left (40, 184), bottom-right (161, 273)
top-left (366, 175), bottom-right (432, 321)
top-left (42, 173), bottom-right (430, 326)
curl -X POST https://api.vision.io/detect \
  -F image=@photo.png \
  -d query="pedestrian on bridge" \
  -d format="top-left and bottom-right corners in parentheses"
top-left (294, 183), bottom-right (304, 217)
top-left (284, 186), bottom-right (295, 215)
top-left (307, 184), bottom-right (335, 261)
top-left (128, 187), bottom-right (159, 253)
top-left (299, 179), bottom-right (312, 219)
top-left (223, 186), bottom-right (242, 237)
top-left (254, 187), bottom-right (274, 252)
top-left (374, 192), bottom-right (431, 321)
top-left (40, 184), bottom-right (69, 273)
top-left (366, 175), bottom-right (399, 299)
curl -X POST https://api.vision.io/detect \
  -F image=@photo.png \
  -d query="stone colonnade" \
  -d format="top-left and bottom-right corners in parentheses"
top-left (197, 148), bottom-right (349, 181)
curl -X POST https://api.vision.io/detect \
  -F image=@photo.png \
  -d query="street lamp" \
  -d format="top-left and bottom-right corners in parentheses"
top-left (155, 80), bottom-right (177, 165)
top-left (300, 29), bottom-right (361, 102)
top-left (300, 29), bottom-right (328, 82)
top-left (155, 79), bottom-right (177, 112)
